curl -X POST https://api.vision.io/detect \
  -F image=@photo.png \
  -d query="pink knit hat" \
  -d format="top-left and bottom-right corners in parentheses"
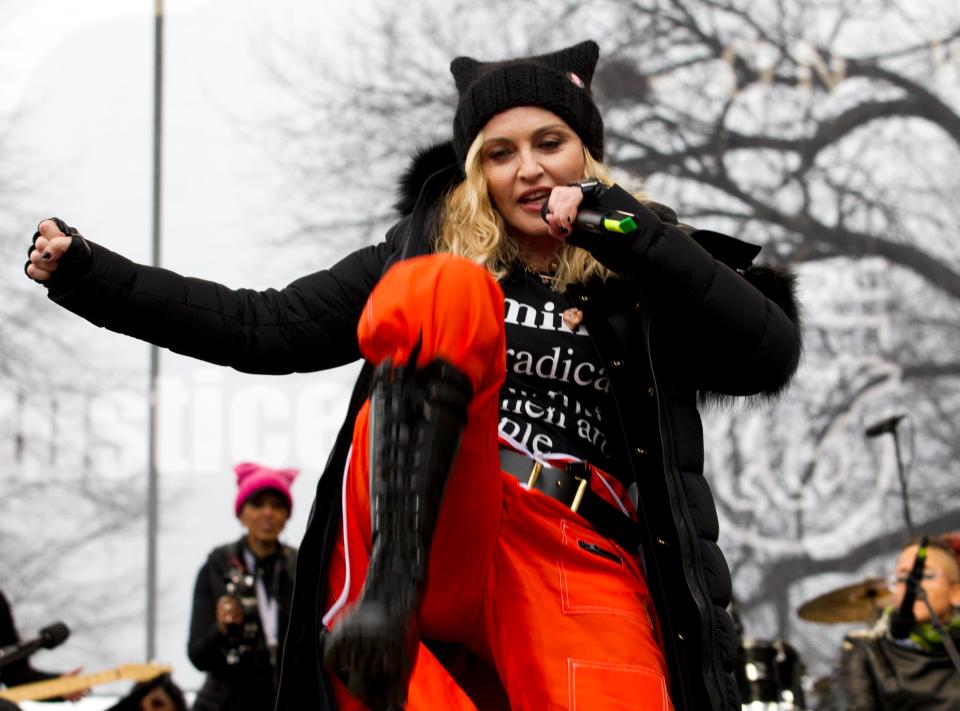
top-left (233, 461), bottom-right (299, 516)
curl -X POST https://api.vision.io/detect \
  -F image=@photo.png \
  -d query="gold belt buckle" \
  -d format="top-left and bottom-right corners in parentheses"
top-left (526, 461), bottom-right (543, 488)
top-left (527, 461), bottom-right (589, 513)
top-left (570, 477), bottom-right (588, 513)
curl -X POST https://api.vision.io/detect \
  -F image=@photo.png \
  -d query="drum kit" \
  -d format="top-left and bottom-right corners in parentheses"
top-left (736, 577), bottom-right (893, 710)
top-left (735, 417), bottom-right (925, 709)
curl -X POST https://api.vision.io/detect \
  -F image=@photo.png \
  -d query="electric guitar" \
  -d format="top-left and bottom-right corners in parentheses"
top-left (0, 662), bottom-right (171, 702)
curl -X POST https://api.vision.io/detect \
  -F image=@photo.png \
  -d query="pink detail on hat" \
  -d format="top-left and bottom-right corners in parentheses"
top-left (567, 71), bottom-right (585, 89)
top-left (234, 461), bottom-right (299, 517)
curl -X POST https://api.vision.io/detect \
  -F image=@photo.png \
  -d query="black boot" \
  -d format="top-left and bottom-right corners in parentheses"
top-left (323, 354), bottom-right (473, 710)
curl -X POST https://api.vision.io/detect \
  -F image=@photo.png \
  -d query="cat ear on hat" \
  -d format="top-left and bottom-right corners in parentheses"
top-left (520, 40), bottom-right (599, 86)
top-left (450, 56), bottom-right (482, 93)
top-left (452, 41), bottom-right (600, 92)
top-left (277, 467), bottom-right (300, 487)
top-left (233, 461), bottom-right (260, 484)
top-left (545, 40), bottom-right (600, 88)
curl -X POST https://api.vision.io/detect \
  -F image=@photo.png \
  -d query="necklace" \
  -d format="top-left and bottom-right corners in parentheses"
top-left (520, 256), bottom-right (559, 284)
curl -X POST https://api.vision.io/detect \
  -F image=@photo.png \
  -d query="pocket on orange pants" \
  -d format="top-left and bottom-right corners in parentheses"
top-left (556, 518), bottom-right (654, 623)
top-left (567, 659), bottom-right (670, 711)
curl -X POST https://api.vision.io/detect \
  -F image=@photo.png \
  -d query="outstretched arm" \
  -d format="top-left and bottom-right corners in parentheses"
top-left (26, 219), bottom-right (396, 374)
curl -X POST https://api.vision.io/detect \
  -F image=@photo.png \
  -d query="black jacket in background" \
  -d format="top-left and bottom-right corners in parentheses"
top-left (43, 142), bottom-right (802, 710)
top-left (839, 627), bottom-right (960, 710)
top-left (187, 539), bottom-right (296, 711)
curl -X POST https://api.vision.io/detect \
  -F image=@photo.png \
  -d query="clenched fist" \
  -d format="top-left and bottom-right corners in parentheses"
top-left (24, 218), bottom-right (91, 283)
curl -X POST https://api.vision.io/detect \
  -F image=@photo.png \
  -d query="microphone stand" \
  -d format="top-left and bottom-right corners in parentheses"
top-left (866, 417), bottom-right (914, 537)
top-left (917, 588), bottom-right (960, 676)
top-left (890, 428), bottom-right (914, 539)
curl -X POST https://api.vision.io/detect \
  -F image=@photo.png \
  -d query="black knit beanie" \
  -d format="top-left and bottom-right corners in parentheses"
top-left (450, 40), bottom-right (604, 166)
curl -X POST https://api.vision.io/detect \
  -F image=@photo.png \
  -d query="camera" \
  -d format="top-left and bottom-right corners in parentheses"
top-left (222, 566), bottom-right (259, 665)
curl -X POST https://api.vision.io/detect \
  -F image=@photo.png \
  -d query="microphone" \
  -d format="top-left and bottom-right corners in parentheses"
top-left (889, 538), bottom-right (928, 639)
top-left (540, 201), bottom-right (640, 235)
top-left (864, 414), bottom-right (906, 438)
top-left (574, 208), bottom-right (640, 235)
top-left (0, 622), bottom-right (70, 669)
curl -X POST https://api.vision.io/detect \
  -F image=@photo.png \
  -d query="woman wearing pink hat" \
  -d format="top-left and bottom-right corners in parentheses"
top-left (187, 462), bottom-right (299, 711)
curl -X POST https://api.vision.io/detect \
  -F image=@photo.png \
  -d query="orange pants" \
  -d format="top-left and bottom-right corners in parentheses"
top-left (323, 254), bottom-right (672, 710)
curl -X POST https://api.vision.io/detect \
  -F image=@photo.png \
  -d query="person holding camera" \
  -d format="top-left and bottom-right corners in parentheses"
top-left (187, 462), bottom-right (298, 711)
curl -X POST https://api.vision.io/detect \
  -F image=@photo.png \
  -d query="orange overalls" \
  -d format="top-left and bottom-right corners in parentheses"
top-left (322, 254), bottom-right (672, 710)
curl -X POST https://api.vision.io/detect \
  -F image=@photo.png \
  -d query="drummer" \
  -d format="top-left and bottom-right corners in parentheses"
top-left (837, 534), bottom-right (960, 710)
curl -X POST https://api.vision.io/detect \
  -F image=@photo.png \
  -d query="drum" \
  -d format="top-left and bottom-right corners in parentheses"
top-left (736, 639), bottom-right (807, 710)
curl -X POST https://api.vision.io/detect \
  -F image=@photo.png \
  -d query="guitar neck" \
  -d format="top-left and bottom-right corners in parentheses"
top-left (0, 664), bottom-right (168, 702)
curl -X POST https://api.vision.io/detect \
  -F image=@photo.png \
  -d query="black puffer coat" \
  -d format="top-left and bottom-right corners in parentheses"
top-left (42, 143), bottom-right (801, 710)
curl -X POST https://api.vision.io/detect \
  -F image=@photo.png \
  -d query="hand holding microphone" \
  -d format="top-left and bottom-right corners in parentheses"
top-left (539, 184), bottom-right (586, 240)
top-left (539, 180), bottom-right (656, 275)
top-left (539, 181), bottom-right (640, 241)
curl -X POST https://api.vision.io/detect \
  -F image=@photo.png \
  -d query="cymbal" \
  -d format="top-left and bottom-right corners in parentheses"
top-left (797, 577), bottom-right (893, 623)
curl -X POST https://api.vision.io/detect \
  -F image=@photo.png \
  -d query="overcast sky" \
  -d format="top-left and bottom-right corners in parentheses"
top-left (3, 0), bottom-right (366, 696)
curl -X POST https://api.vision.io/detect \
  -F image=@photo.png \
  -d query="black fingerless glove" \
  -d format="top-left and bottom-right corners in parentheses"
top-left (25, 217), bottom-right (93, 291)
top-left (562, 183), bottom-right (666, 274)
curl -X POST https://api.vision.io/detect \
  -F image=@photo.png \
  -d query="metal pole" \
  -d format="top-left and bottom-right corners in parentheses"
top-left (147, 0), bottom-right (164, 662)
top-left (891, 431), bottom-right (913, 539)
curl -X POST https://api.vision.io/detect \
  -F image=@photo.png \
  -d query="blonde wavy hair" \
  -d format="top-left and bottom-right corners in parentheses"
top-left (435, 133), bottom-right (637, 292)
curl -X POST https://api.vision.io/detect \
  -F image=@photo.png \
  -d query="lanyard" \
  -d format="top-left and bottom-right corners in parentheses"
top-left (243, 549), bottom-right (280, 650)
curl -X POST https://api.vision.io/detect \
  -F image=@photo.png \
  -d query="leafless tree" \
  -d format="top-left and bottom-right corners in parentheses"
top-left (256, 0), bottom-right (574, 255)
top-left (589, 0), bottom-right (960, 680)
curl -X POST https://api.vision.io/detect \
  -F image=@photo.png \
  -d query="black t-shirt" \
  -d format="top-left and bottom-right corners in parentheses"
top-left (499, 269), bottom-right (618, 472)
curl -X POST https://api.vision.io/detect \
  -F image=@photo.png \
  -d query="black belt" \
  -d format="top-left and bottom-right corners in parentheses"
top-left (498, 449), bottom-right (642, 548)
